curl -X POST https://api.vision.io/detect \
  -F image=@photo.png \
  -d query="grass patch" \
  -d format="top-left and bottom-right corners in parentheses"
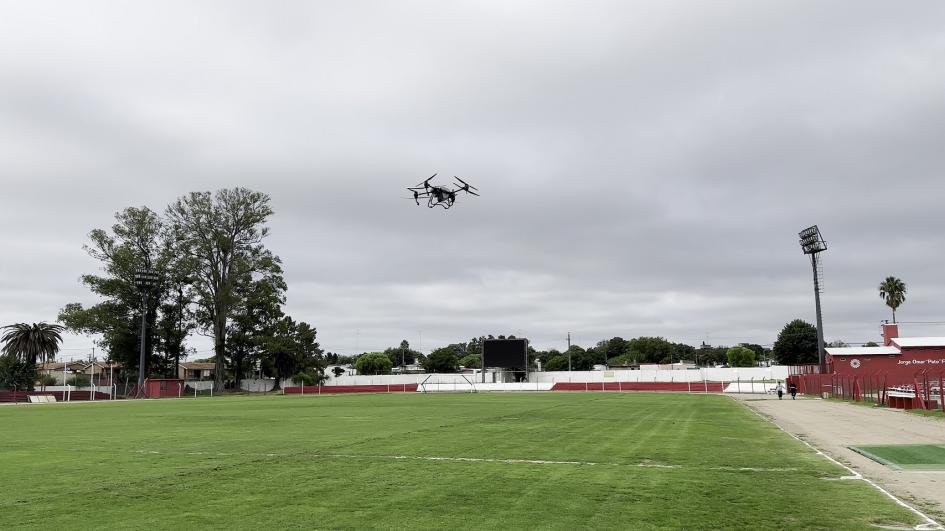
top-left (851, 444), bottom-right (945, 470)
top-left (906, 408), bottom-right (945, 420)
top-left (0, 393), bottom-right (926, 529)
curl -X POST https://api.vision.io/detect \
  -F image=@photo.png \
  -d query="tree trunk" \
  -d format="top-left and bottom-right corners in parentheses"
top-left (213, 312), bottom-right (226, 390)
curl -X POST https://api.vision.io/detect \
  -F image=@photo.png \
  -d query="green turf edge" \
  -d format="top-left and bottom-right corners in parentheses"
top-left (848, 446), bottom-right (904, 470)
top-left (850, 444), bottom-right (945, 471)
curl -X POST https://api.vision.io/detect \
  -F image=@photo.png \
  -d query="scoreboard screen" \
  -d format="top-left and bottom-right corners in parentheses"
top-left (482, 339), bottom-right (527, 369)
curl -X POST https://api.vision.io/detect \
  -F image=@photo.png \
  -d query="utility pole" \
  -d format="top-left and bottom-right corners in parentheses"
top-left (567, 332), bottom-right (572, 372)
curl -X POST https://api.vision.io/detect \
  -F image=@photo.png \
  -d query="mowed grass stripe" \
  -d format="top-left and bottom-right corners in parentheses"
top-left (0, 393), bottom-right (925, 529)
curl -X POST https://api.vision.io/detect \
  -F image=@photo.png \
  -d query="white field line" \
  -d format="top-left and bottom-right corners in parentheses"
top-left (735, 398), bottom-right (943, 531)
top-left (131, 449), bottom-right (795, 473)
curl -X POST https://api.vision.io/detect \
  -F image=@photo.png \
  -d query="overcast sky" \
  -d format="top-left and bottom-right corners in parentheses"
top-left (2, 1), bottom-right (944, 361)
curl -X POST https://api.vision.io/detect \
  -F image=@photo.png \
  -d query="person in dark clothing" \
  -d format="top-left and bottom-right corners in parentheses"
top-left (789, 382), bottom-right (797, 400)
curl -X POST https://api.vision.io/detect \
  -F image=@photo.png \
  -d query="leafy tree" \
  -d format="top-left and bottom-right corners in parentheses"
top-left (864, 341), bottom-right (879, 347)
top-left (262, 317), bottom-right (324, 390)
top-left (597, 337), bottom-right (628, 361)
top-left (423, 347), bottom-right (460, 373)
top-left (58, 206), bottom-right (192, 379)
top-left (0, 356), bottom-right (37, 390)
top-left (532, 348), bottom-right (560, 367)
top-left (878, 276), bottom-right (906, 323)
top-left (607, 353), bottom-right (636, 366)
top-left (726, 346), bottom-right (756, 367)
top-left (355, 352), bottom-right (392, 375)
top-left (695, 344), bottom-right (730, 367)
top-left (625, 337), bottom-right (675, 364)
top-left (227, 265), bottom-right (286, 387)
top-left (331, 366), bottom-right (346, 377)
top-left (384, 340), bottom-right (422, 369)
top-left (671, 342), bottom-right (696, 363)
top-left (67, 374), bottom-right (91, 387)
top-left (2, 323), bottom-right (64, 391)
top-left (564, 345), bottom-right (596, 371)
top-left (543, 355), bottom-right (570, 371)
top-left (458, 354), bottom-right (481, 368)
top-left (772, 319), bottom-right (818, 365)
top-left (738, 343), bottom-right (766, 363)
top-left (292, 371), bottom-right (327, 386)
top-left (167, 188), bottom-right (278, 389)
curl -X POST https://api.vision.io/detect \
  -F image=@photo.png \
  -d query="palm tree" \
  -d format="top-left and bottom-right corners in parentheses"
top-left (878, 277), bottom-right (907, 323)
top-left (1, 323), bottom-right (65, 390)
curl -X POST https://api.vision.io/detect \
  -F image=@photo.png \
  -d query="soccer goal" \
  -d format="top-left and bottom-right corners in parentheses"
top-left (418, 374), bottom-right (478, 393)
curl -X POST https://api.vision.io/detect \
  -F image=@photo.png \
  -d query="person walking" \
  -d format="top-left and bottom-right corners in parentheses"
top-left (789, 382), bottom-right (797, 400)
top-left (776, 382), bottom-right (784, 400)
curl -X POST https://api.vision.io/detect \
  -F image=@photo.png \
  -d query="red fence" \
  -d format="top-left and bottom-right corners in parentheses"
top-left (284, 384), bottom-right (419, 394)
top-left (0, 390), bottom-right (112, 403)
top-left (788, 370), bottom-right (945, 411)
top-left (552, 382), bottom-right (725, 393)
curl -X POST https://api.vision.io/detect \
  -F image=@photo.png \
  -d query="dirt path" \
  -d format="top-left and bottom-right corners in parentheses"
top-left (737, 395), bottom-right (945, 518)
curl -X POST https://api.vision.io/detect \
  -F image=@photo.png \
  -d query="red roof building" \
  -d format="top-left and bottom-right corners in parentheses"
top-left (826, 324), bottom-right (945, 386)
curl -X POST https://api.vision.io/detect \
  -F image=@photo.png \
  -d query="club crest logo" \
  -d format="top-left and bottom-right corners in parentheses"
top-left (850, 359), bottom-right (861, 369)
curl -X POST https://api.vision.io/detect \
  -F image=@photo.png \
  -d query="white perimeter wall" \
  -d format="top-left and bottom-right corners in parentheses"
top-left (323, 367), bottom-right (789, 387)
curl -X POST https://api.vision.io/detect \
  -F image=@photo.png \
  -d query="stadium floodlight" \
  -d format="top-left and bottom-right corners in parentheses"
top-left (797, 226), bottom-right (826, 370)
top-left (133, 268), bottom-right (161, 394)
top-left (799, 225), bottom-right (827, 254)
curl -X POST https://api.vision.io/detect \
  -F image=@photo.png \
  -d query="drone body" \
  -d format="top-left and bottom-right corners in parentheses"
top-left (407, 174), bottom-right (479, 209)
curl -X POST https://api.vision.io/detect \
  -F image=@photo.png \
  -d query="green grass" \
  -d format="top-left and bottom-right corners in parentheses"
top-left (851, 444), bottom-right (945, 470)
top-left (0, 393), bottom-right (925, 529)
top-left (907, 408), bottom-right (945, 420)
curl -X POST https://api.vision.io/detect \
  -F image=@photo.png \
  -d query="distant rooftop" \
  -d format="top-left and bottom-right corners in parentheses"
top-left (890, 337), bottom-right (945, 348)
top-left (825, 346), bottom-right (899, 356)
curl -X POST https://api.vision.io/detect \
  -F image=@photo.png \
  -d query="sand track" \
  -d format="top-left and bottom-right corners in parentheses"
top-left (738, 395), bottom-right (945, 518)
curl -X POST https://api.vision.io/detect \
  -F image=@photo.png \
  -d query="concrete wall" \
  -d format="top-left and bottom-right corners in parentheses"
top-left (323, 367), bottom-right (790, 387)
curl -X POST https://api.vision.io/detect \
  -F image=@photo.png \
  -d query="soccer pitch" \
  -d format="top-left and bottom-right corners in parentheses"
top-left (0, 393), bottom-right (924, 529)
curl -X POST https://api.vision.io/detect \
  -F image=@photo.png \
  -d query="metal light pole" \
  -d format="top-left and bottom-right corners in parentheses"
top-left (567, 332), bottom-right (572, 372)
top-left (134, 268), bottom-right (160, 395)
top-left (798, 226), bottom-right (827, 371)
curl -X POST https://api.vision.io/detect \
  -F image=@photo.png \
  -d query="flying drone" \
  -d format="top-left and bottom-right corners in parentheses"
top-left (407, 174), bottom-right (479, 209)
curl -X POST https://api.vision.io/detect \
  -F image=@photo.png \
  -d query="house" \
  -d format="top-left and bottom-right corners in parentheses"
top-left (36, 361), bottom-right (122, 387)
top-left (178, 362), bottom-right (216, 381)
top-left (38, 361), bottom-right (87, 385)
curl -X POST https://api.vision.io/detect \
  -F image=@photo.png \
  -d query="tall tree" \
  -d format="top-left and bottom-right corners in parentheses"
top-left (878, 276), bottom-right (906, 323)
top-left (167, 188), bottom-right (276, 389)
top-left (59, 207), bottom-right (191, 379)
top-left (772, 319), bottom-right (818, 365)
top-left (354, 352), bottom-right (393, 375)
top-left (384, 340), bottom-right (422, 369)
top-left (227, 260), bottom-right (286, 388)
top-left (261, 316), bottom-right (323, 390)
top-left (1, 323), bottom-right (64, 390)
top-left (423, 347), bottom-right (460, 373)
top-left (726, 346), bottom-right (755, 367)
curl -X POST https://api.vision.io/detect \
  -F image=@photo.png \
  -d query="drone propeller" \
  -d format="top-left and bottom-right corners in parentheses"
top-left (453, 176), bottom-right (478, 191)
top-left (414, 173), bottom-right (437, 188)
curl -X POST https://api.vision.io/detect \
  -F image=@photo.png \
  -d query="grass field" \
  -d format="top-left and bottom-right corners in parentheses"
top-left (0, 393), bottom-right (925, 529)
top-left (851, 444), bottom-right (945, 471)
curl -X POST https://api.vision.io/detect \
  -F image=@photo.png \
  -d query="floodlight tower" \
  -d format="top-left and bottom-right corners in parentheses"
top-left (134, 268), bottom-right (160, 394)
top-left (798, 225), bottom-right (827, 369)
